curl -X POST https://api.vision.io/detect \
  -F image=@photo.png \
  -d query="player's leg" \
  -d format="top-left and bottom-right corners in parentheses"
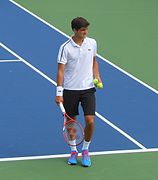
top-left (84, 115), bottom-right (95, 144)
top-left (84, 115), bottom-right (95, 142)
top-left (81, 115), bottom-right (95, 167)
top-left (63, 89), bottom-right (80, 165)
top-left (80, 88), bottom-right (96, 167)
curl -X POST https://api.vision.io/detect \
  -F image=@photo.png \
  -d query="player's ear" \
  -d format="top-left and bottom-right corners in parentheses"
top-left (73, 28), bottom-right (78, 34)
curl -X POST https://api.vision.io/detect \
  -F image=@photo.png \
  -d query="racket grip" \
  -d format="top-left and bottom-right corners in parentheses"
top-left (59, 102), bottom-right (65, 114)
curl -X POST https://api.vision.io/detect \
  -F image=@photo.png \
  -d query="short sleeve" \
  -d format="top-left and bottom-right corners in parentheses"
top-left (93, 39), bottom-right (97, 56)
top-left (57, 45), bottom-right (68, 64)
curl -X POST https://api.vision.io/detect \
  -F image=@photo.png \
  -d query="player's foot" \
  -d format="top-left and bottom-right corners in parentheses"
top-left (68, 151), bottom-right (78, 165)
top-left (82, 149), bottom-right (91, 167)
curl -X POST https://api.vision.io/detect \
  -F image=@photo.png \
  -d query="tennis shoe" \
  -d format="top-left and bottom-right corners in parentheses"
top-left (68, 151), bottom-right (78, 165)
top-left (82, 149), bottom-right (91, 167)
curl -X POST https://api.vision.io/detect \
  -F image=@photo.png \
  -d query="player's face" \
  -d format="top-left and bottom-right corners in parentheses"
top-left (75, 27), bottom-right (88, 39)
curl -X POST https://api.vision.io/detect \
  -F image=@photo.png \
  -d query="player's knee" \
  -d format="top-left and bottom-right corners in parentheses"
top-left (85, 116), bottom-right (94, 127)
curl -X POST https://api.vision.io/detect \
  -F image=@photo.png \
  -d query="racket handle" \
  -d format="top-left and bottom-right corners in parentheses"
top-left (59, 102), bottom-right (65, 114)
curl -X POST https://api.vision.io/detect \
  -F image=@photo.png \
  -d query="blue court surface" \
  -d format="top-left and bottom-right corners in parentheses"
top-left (0, 0), bottom-right (158, 159)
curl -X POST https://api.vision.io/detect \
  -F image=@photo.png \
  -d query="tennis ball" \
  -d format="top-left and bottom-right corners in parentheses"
top-left (97, 82), bottom-right (103, 89)
top-left (93, 78), bottom-right (99, 86)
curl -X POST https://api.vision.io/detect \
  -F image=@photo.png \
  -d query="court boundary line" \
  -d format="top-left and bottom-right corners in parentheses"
top-left (9, 0), bottom-right (158, 95)
top-left (0, 42), bottom-right (147, 151)
top-left (95, 112), bottom-right (146, 149)
top-left (0, 59), bottom-right (21, 63)
top-left (0, 148), bottom-right (158, 162)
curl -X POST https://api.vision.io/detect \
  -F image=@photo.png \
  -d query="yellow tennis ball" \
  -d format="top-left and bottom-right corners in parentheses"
top-left (97, 82), bottom-right (103, 89)
top-left (93, 78), bottom-right (98, 85)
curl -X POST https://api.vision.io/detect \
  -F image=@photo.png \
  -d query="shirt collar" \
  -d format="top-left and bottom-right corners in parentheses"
top-left (70, 37), bottom-right (87, 47)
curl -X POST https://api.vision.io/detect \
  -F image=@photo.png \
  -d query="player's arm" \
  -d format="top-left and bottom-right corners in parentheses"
top-left (55, 63), bottom-right (65, 104)
top-left (93, 56), bottom-right (102, 83)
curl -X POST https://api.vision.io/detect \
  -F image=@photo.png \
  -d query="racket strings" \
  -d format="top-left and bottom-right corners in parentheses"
top-left (63, 121), bottom-right (84, 146)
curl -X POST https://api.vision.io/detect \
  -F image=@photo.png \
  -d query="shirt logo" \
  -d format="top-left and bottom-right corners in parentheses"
top-left (88, 49), bottom-right (91, 51)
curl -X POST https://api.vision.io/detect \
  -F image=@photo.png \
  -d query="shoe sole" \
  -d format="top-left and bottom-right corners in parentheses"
top-left (82, 164), bottom-right (91, 167)
top-left (68, 162), bottom-right (77, 165)
top-left (82, 161), bottom-right (91, 167)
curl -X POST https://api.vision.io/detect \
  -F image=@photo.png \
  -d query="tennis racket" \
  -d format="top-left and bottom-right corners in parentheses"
top-left (59, 102), bottom-right (84, 146)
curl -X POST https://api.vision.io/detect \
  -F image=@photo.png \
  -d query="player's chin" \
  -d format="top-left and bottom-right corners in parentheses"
top-left (82, 34), bottom-right (87, 38)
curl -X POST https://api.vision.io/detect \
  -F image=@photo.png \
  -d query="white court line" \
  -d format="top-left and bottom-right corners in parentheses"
top-left (0, 42), bottom-right (56, 86)
top-left (96, 112), bottom-right (146, 149)
top-left (0, 59), bottom-right (21, 62)
top-left (1, 148), bottom-right (158, 162)
top-left (9, 0), bottom-right (158, 94)
top-left (0, 42), bottom-right (146, 151)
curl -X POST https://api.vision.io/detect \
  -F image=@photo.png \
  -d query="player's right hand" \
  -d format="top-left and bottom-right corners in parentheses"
top-left (55, 96), bottom-right (64, 105)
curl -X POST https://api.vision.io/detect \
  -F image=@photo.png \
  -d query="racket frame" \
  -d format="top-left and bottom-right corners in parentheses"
top-left (59, 103), bottom-right (84, 146)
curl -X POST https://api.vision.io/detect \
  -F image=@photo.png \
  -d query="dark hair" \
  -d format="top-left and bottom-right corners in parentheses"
top-left (71, 17), bottom-right (90, 30)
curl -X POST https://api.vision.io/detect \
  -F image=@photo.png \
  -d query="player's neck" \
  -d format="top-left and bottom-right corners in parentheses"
top-left (72, 35), bottom-right (85, 46)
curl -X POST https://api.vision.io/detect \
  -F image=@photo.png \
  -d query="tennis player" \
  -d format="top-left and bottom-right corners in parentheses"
top-left (55, 17), bottom-right (102, 167)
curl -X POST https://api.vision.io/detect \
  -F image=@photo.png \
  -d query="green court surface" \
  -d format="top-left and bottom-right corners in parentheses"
top-left (15, 0), bottom-right (158, 90)
top-left (0, 152), bottom-right (158, 180)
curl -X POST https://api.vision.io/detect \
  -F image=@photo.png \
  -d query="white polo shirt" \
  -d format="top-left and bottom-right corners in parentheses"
top-left (57, 37), bottom-right (97, 90)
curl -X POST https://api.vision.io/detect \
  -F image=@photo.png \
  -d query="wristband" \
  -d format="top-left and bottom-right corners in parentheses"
top-left (56, 86), bottom-right (63, 96)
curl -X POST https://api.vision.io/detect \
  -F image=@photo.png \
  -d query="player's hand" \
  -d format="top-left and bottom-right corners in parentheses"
top-left (93, 78), bottom-right (103, 89)
top-left (55, 96), bottom-right (64, 105)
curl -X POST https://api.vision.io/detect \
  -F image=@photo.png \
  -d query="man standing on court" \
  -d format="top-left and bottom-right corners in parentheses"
top-left (55, 17), bottom-right (102, 167)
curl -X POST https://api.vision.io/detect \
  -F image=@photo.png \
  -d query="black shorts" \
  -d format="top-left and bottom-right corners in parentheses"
top-left (63, 87), bottom-right (96, 116)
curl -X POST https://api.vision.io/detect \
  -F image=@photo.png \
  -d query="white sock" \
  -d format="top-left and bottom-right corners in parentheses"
top-left (69, 140), bottom-right (78, 152)
top-left (82, 140), bottom-right (91, 150)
